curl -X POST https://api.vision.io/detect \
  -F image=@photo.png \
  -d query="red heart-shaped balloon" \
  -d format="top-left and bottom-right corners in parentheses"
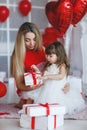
top-left (0, 6), bottom-right (10, 22)
top-left (42, 27), bottom-right (59, 47)
top-left (19, 0), bottom-right (31, 16)
top-left (72, 0), bottom-right (87, 25)
top-left (45, 0), bottom-right (73, 37)
top-left (0, 82), bottom-right (7, 97)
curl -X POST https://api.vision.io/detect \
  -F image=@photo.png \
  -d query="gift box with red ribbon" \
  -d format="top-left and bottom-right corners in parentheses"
top-left (24, 72), bottom-right (43, 86)
top-left (20, 114), bottom-right (64, 129)
top-left (23, 103), bottom-right (66, 116)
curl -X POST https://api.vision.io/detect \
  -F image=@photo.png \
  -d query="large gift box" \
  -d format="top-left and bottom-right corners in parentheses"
top-left (20, 103), bottom-right (66, 129)
top-left (20, 114), bottom-right (64, 129)
top-left (24, 72), bottom-right (43, 86)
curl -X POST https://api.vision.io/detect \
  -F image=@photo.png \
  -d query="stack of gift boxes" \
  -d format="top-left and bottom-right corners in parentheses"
top-left (22, 71), bottom-right (66, 129)
top-left (20, 103), bottom-right (66, 129)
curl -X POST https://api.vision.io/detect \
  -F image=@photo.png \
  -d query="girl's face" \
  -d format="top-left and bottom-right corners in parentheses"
top-left (24, 32), bottom-right (36, 50)
top-left (45, 53), bottom-right (57, 64)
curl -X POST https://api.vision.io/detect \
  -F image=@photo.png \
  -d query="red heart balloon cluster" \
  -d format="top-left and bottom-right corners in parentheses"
top-left (19, 0), bottom-right (32, 16)
top-left (42, 27), bottom-right (59, 47)
top-left (0, 81), bottom-right (7, 97)
top-left (0, 6), bottom-right (10, 22)
top-left (45, 0), bottom-right (87, 37)
top-left (45, 0), bottom-right (73, 37)
top-left (72, 0), bottom-right (87, 25)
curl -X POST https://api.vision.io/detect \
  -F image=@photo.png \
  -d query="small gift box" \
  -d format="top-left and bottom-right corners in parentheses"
top-left (0, 71), bottom-right (6, 82)
top-left (24, 72), bottom-right (43, 86)
top-left (20, 114), bottom-right (64, 130)
top-left (23, 103), bottom-right (66, 117)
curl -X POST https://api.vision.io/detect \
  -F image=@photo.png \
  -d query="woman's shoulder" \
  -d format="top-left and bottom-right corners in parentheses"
top-left (42, 46), bottom-right (45, 51)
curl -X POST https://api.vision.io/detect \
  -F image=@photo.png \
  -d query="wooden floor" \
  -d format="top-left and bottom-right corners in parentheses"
top-left (0, 119), bottom-right (87, 130)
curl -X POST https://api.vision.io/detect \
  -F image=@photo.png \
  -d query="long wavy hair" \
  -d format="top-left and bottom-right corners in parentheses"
top-left (10, 22), bottom-right (42, 80)
top-left (45, 41), bottom-right (70, 75)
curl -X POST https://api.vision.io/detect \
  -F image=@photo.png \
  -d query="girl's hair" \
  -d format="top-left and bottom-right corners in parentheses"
top-left (45, 41), bottom-right (70, 75)
top-left (10, 22), bottom-right (42, 79)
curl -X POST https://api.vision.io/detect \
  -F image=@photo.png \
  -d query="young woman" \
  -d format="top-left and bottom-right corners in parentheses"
top-left (10, 22), bottom-right (46, 108)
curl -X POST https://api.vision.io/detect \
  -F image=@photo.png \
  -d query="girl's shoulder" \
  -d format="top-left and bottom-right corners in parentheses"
top-left (47, 64), bottom-right (59, 73)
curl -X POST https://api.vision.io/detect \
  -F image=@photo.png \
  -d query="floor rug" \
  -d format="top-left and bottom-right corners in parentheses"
top-left (0, 103), bottom-right (87, 120)
top-left (65, 105), bottom-right (87, 120)
top-left (0, 103), bottom-right (20, 119)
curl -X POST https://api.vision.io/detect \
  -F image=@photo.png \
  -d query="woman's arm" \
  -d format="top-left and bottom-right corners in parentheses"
top-left (14, 67), bottom-right (43, 91)
top-left (14, 74), bottom-right (42, 91)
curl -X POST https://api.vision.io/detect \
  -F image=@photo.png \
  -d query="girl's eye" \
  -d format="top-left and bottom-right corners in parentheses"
top-left (50, 55), bottom-right (53, 57)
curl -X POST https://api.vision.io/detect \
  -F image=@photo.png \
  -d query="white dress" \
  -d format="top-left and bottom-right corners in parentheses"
top-left (34, 64), bottom-right (86, 115)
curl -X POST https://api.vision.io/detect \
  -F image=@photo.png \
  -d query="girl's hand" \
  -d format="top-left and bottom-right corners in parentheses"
top-left (39, 75), bottom-right (48, 80)
top-left (62, 83), bottom-right (70, 94)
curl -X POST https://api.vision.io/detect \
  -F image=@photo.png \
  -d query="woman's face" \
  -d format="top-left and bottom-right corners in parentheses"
top-left (24, 32), bottom-right (36, 50)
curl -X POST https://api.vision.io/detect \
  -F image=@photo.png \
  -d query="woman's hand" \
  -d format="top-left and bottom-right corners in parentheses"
top-left (62, 82), bottom-right (70, 93)
top-left (31, 64), bottom-right (40, 72)
top-left (29, 83), bottom-right (44, 90)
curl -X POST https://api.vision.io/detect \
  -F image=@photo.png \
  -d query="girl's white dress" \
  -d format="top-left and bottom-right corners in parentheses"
top-left (34, 64), bottom-right (86, 115)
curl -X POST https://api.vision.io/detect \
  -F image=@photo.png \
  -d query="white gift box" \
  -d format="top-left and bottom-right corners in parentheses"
top-left (23, 103), bottom-right (66, 117)
top-left (0, 71), bottom-right (6, 82)
top-left (20, 114), bottom-right (64, 130)
top-left (24, 72), bottom-right (43, 86)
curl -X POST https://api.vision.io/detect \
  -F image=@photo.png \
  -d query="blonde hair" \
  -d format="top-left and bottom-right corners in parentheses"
top-left (10, 22), bottom-right (42, 80)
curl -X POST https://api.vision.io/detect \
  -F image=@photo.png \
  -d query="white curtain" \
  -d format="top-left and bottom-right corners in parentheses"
top-left (64, 14), bottom-right (87, 96)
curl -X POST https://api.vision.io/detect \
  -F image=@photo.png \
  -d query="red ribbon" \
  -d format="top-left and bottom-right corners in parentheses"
top-left (31, 115), bottom-right (57, 129)
top-left (0, 112), bottom-right (9, 116)
top-left (25, 103), bottom-right (59, 115)
top-left (31, 72), bottom-right (37, 85)
top-left (31, 115), bottom-right (56, 130)
top-left (39, 103), bottom-right (50, 115)
top-left (31, 117), bottom-right (35, 129)
top-left (54, 115), bottom-right (56, 129)
top-left (24, 71), bottom-right (41, 85)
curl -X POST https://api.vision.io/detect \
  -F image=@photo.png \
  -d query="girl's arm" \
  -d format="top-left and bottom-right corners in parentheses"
top-left (41, 65), bottom-right (66, 80)
top-left (41, 64), bottom-right (70, 93)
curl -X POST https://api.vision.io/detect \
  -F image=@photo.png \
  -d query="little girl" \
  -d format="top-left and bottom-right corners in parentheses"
top-left (33, 41), bottom-right (86, 115)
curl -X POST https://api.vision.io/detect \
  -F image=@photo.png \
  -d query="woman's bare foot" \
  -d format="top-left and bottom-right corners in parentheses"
top-left (15, 99), bottom-right (26, 109)
top-left (26, 98), bottom-right (34, 104)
